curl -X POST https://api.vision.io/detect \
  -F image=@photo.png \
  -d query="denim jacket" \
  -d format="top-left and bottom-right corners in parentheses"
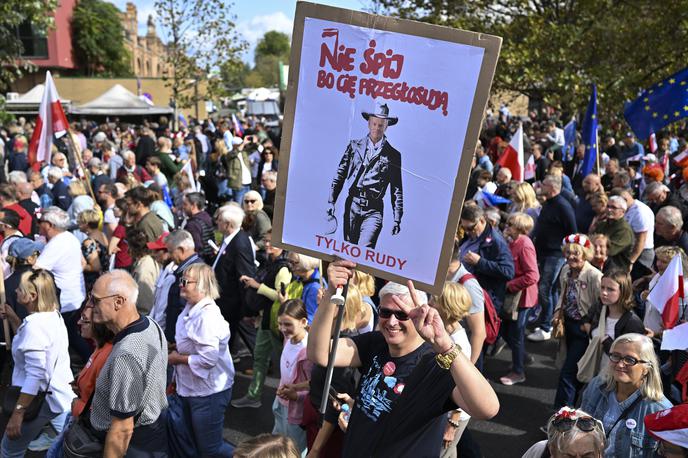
top-left (580, 376), bottom-right (672, 458)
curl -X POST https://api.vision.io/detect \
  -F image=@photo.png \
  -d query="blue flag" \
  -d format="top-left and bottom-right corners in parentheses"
top-left (624, 66), bottom-right (688, 140)
top-left (580, 84), bottom-right (598, 177)
top-left (480, 191), bottom-right (511, 207)
top-left (563, 118), bottom-right (577, 161)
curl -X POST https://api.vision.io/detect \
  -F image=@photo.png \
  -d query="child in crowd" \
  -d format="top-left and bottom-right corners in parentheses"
top-left (273, 299), bottom-right (312, 454)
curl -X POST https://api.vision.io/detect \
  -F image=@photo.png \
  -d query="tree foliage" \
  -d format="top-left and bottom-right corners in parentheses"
top-left (238, 31), bottom-right (291, 88)
top-left (71, 0), bottom-right (131, 76)
top-left (0, 0), bottom-right (58, 92)
top-left (155, 0), bottom-right (247, 109)
top-left (371, 0), bottom-right (688, 120)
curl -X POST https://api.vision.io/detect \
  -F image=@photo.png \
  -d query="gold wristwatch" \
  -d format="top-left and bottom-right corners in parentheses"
top-left (435, 344), bottom-right (461, 370)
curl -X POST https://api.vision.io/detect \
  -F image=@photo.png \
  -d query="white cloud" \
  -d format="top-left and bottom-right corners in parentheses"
top-left (236, 12), bottom-right (294, 64)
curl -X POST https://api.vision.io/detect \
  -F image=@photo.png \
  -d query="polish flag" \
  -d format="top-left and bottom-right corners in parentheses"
top-left (231, 113), bottom-right (244, 137)
top-left (649, 132), bottom-right (657, 153)
top-left (496, 125), bottom-right (524, 181)
top-left (28, 71), bottom-right (69, 168)
top-left (647, 254), bottom-right (685, 330)
top-left (674, 149), bottom-right (688, 167)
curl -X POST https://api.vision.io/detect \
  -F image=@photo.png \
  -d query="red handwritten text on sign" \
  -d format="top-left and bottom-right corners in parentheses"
top-left (316, 29), bottom-right (449, 116)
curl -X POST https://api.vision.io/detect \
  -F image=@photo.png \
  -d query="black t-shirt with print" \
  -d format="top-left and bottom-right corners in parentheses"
top-left (343, 331), bottom-right (458, 458)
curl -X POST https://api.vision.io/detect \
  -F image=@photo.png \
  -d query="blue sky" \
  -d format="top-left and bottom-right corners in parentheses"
top-left (111, 0), bottom-right (373, 64)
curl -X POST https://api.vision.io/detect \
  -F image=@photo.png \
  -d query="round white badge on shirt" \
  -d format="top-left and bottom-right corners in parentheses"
top-left (625, 419), bottom-right (637, 429)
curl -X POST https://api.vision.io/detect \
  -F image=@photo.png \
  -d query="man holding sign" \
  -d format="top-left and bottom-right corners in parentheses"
top-left (308, 259), bottom-right (499, 457)
top-left (327, 103), bottom-right (404, 249)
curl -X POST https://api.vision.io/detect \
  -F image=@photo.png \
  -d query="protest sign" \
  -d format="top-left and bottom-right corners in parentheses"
top-left (273, 1), bottom-right (501, 294)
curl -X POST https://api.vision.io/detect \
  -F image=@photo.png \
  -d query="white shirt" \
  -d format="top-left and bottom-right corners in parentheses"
top-left (212, 228), bottom-right (240, 269)
top-left (35, 231), bottom-right (86, 313)
top-left (12, 311), bottom-right (75, 413)
top-left (279, 334), bottom-right (308, 406)
top-left (149, 263), bottom-right (177, 330)
top-left (102, 205), bottom-right (118, 227)
top-left (174, 297), bottom-right (234, 397)
top-left (624, 200), bottom-right (655, 250)
top-left (238, 152), bottom-right (252, 185)
top-left (547, 127), bottom-right (566, 147)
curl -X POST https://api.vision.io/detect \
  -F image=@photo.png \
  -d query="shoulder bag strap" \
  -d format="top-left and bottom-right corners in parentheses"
top-left (604, 394), bottom-right (643, 439)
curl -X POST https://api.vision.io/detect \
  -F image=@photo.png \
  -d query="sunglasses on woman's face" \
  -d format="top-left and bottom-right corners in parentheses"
top-left (550, 416), bottom-right (599, 433)
top-left (378, 308), bottom-right (409, 321)
top-left (180, 278), bottom-right (197, 288)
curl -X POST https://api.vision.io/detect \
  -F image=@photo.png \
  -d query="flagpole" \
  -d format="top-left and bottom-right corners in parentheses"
top-left (596, 128), bottom-right (600, 175)
top-left (320, 280), bottom-right (349, 414)
top-left (64, 131), bottom-right (96, 201)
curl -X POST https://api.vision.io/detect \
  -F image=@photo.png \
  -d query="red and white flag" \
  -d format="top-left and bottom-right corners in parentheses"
top-left (647, 254), bottom-right (685, 330)
top-left (496, 124), bottom-right (524, 181)
top-left (28, 71), bottom-right (69, 168)
top-left (674, 149), bottom-right (688, 167)
top-left (649, 132), bottom-right (658, 153)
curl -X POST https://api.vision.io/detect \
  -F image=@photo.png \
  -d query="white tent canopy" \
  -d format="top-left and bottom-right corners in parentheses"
top-left (5, 84), bottom-right (71, 115)
top-left (71, 84), bottom-right (172, 116)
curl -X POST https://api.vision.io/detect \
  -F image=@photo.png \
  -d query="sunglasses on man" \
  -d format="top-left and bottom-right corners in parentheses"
top-left (378, 307), bottom-right (409, 321)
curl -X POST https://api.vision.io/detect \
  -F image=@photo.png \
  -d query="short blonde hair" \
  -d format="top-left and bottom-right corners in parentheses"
top-left (68, 180), bottom-right (87, 197)
top-left (351, 270), bottom-right (375, 297)
top-left (507, 212), bottom-right (534, 235)
top-left (184, 263), bottom-right (220, 300)
top-left (78, 208), bottom-right (101, 230)
top-left (654, 246), bottom-right (688, 276)
top-left (431, 281), bottom-right (472, 324)
top-left (18, 270), bottom-right (59, 313)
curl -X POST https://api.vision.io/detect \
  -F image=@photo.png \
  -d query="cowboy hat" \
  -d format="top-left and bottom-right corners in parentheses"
top-left (361, 103), bottom-right (398, 126)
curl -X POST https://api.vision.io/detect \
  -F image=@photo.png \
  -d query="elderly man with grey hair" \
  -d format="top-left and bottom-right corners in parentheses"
top-left (34, 206), bottom-right (89, 359)
top-left (655, 205), bottom-right (688, 254)
top-left (309, 260), bottom-right (499, 458)
top-left (594, 195), bottom-right (635, 271)
top-left (90, 270), bottom-right (168, 456)
top-left (213, 204), bottom-right (256, 354)
top-left (46, 166), bottom-right (72, 211)
top-left (163, 229), bottom-right (204, 342)
top-left (645, 181), bottom-right (688, 227)
top-left (116, 150), bottom-right (151, 185)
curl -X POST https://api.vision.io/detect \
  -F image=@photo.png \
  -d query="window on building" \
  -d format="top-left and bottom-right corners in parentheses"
top-left (15, 21), bottom-right (48, 58)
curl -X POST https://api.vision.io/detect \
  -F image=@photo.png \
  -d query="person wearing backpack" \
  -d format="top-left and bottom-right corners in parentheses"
top-left (458, 205), bottom-right (515, 314)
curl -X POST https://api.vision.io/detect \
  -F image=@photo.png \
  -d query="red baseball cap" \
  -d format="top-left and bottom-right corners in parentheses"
top-left (146, 232), bottom-right (169, 251)
top-left (644, 403), bottom-right (688, 448)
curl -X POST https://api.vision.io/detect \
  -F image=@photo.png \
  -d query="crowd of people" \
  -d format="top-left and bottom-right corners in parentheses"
top-left (0, 105), bottom-right (685, 458)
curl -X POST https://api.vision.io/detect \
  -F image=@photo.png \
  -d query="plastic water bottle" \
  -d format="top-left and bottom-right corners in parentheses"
top-left (341, 403), bottom-right (350, 423)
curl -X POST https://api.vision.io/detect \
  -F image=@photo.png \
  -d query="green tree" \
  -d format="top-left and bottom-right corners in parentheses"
top-left (155, 0), bottom-right (247, 112)
top-left (372, 0), bottom-right (688, 124)
top-left (71, 0), bottom-right (131, 76)
top-left (0, 0), bottom-right (58, 92)
top-left (255, 31), bottom-right (290, 61)
top-left (252, 31), bottom-right (290, 87)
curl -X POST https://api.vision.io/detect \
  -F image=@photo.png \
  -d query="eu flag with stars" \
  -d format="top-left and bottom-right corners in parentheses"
top-left (580, 84), bottom-right (598, 177)
top-left (624, 66), bottom-right (688, 140)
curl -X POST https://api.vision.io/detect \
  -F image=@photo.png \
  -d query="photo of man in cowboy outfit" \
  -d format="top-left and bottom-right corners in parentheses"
top-left (327, 103), bottom-right (404, 249)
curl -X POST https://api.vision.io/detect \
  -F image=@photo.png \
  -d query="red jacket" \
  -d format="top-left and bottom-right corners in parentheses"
top-left (5, 203), bottom-right (33, 236)
top-left (506, 234), bottom-right (540, 308)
